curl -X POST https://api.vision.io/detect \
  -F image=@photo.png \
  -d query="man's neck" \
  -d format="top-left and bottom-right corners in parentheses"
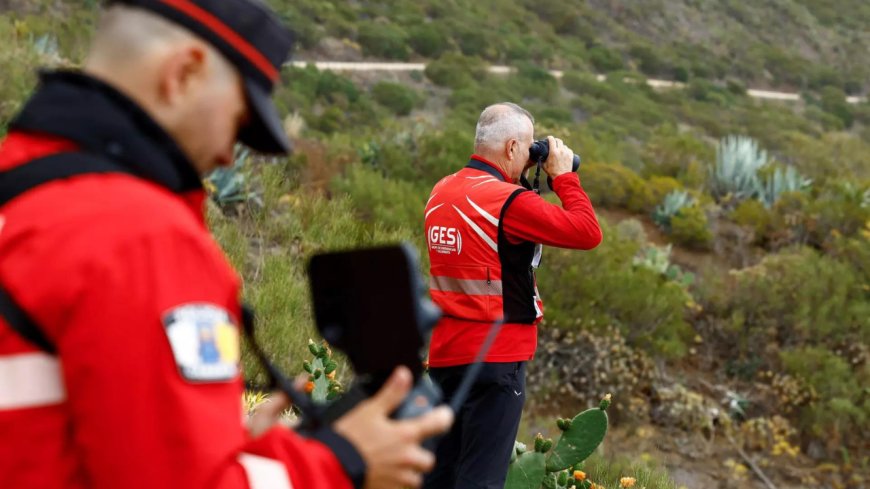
top-left (471, 153), bottom-right (514, 182)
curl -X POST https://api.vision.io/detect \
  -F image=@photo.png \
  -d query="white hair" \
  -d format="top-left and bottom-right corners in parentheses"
top-left (474, 102), bottom-right (534, 151)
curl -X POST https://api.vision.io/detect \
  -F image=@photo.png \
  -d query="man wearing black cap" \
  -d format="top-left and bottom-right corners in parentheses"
top-left (0, 2), bottom-right (451, 489)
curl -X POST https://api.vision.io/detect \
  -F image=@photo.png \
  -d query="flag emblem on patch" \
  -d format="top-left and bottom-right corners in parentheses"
top-left (163, 304), bottom-right (240, 382)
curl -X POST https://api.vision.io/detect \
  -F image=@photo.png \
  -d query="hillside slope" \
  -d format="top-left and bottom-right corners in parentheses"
top-left (265, 0), bottom-right (870, 94)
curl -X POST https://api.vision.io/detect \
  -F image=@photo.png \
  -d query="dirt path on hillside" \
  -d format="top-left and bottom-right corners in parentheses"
top-left (286, 61), bottom-right (868, 105)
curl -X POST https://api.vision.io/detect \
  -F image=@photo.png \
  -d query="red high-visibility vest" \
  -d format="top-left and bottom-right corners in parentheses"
top-left (425, 159), bottom-right (544, 331)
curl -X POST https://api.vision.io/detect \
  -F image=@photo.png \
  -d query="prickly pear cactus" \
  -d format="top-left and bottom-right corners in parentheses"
top-left (506, 394), bottom-right (611, 489)
top-left (302, 339), bottom-right (342, 403)
top-left (546, 395), bottom-right (610, 471)
top-left (505, 437), bottom-right (547, 489)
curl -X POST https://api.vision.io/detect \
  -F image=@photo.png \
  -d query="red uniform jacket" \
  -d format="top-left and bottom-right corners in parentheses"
top-left (424, 155), bottom-right (601, 367)
top-left (0, 72), bottom-right (358, 489)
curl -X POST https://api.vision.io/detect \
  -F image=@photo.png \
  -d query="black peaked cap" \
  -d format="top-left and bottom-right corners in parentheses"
top-left (109, 0), bottom-right (294, 154)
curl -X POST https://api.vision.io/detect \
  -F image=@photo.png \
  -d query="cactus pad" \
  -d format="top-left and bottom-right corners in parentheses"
top-left (505, 451), bottom-right (546, 489)
top-left (304, 339), bottom-right (342, 403)
top-left (545, 407), bottom-right (608, 472)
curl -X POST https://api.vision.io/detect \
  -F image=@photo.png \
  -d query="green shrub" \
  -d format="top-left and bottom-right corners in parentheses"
top-left (669, 205), bottom-right (712, 249)
top-left (720, 248), bottom-right (867, 355)
top-left (537, 221), bottom-right (693, 358)
top-left (688, 79), bottom-right (735, 106)
top-left (407, 23), bottom-right (448, 57)
top-left (371, 81), bottom-right (418, 116)
top-left (356, 123), bottom-right (473, 188)
top-left (315, 70), bottom-right (360, 104)
top-left (780, 347), bottom-right (868, 453)
top-left (776, 132), bottom-right (870, 183)
top-left (580, 162), bottom-right (649, 211)
top-left (309, 106), bottom-right (346, 134)
top-left (424, 52), bottom-right (488, 89)
top-left (729, 199), bottom-right (772, 243)
top-left (533, 107), bottom-right (573, 125)
top-left (454, 24), bottom-right (491, 58)
top-left (726, 78), bottom-right (747, 95)
top-left (503, 35), bottom-right (557, 63)
top-left (767, 190), bottom-right (813, 248)
top-left (357, 22), bottom-right (409, 60)
top-left (416, 126), bottom-right (475, 184)
top-left (629, 44), bottom-right (667, 76)
top-left (805, 105), bottom-right (846, 131)
top-left (561, 72), bottom-right (621, 102)
top-left (331, 164), bottom-right (426, 232)
top-left (672, 65), bottom-right (690, 83)
top-left (512, 63), bottom-right (559, 102)
top-left (818, 86), bottom-right (854, 128)
top-left (826, 231), bottom-right (870, 286)
top-left (808, 181), bottom-right (870, 243)
top-left (640, 127), bottom-right (712, 184)
top-left (587, 45), bottom-right (623, 72)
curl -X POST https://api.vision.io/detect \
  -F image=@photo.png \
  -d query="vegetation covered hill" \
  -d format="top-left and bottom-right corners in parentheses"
top-left (1, 1), bottom-right (868, 488)
top-left (265, 0), bottom-right (870, 94)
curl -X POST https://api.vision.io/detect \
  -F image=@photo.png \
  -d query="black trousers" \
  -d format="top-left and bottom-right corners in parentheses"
top-left (424, 361), bottom-right (526, 489)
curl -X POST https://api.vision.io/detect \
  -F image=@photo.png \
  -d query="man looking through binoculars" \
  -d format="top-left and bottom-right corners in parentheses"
top-left (423, 102), bottom-right (602, 489)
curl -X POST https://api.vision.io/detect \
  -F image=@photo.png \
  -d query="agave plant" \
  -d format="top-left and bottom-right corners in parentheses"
top-left (633, 243), bottom-right (673, 275)
top-left (709, 135), bottom-right (767, 204)
top-left (652, 190), bottom-right (693, 230)
top-left (205, 146), bottom-right (262, 210)
top-left (633, 244), bottom-right (694, 290)
top-left (758, 166), bottom-right (811, 208)
top-left (32, 34), bottom-right (60, 59)
top-left (836, 181), bottom-right (870, 209)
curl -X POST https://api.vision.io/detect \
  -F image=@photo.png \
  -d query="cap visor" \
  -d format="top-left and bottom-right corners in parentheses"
top-left (238, 80), bottom-right (292, 154)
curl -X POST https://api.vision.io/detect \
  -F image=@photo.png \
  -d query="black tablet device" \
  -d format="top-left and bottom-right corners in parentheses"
top-left (307, 243), bottom-right (441, 392)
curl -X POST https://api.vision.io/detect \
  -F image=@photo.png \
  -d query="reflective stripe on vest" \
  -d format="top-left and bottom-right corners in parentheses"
top-left (430, 275), bottom-right (503, 295)
top-left (0, 352), bottom-right (66, 410)
top-left (239, 453), bottom-right (294, 489)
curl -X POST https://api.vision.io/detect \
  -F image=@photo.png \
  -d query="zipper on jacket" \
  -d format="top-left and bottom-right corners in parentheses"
top-left (486, 267), bottom-right (491, 286)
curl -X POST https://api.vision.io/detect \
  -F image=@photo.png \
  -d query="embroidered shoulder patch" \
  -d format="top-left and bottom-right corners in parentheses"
top-left (162, 304), bottom-right (240, 382)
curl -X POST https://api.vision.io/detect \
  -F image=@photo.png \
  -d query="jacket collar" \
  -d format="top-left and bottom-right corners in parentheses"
top-left (10, 70), bottom-right (202, 193)
top-left (466, 154), bottom-right (511, 183)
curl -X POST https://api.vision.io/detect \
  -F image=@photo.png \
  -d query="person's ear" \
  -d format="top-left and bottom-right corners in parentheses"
top-left (505, 139), bottom-right (517, 161)
top-left (158, 43), bottom-right (208, 107)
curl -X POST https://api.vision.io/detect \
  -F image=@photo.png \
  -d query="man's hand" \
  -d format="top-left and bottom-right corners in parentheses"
top-left (248, 391), bottom-right (291, 437)
top-left (334, 367), bottom-right (454, 489)
top-left (541, 136), bottom-right (574, 178)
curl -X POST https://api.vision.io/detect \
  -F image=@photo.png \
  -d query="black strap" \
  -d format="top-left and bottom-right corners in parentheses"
top-left (0, 151), bottom-right (131, 353)
top-left (0, 287), bottom-right (56, 354)
top-left (465, 158), bottom-right (507, 182)
top-left (0, 152), bottom-right (129, 207)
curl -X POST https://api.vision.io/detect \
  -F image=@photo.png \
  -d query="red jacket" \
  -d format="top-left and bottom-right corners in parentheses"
top-left (424, 155), bottom-right (601, 367)
top-left (0, 72), bottom-right (357, 489)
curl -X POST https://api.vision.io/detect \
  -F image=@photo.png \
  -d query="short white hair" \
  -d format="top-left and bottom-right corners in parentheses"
top-left (88, 5), bottom-right (233, 77)
top-left (90, 6), bottom-right (192, 61)
top-left (474, 102), bottom-right (534, 150)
